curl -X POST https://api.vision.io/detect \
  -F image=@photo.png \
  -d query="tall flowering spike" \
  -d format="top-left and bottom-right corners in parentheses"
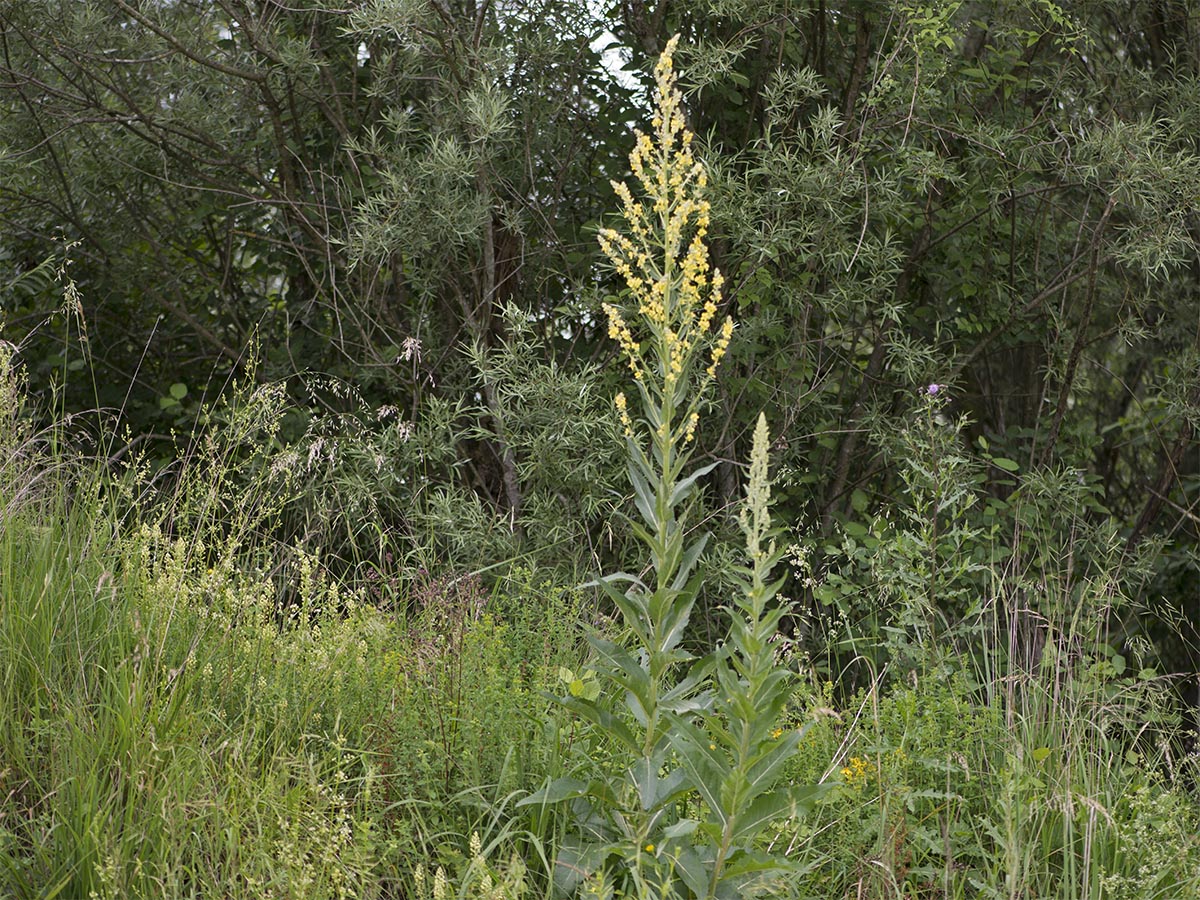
top-left (600, 34), bottom-right (733, 446)
top-left (551, 37), bottom-right (813, 895)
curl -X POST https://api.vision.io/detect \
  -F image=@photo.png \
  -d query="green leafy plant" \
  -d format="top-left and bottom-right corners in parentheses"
top-left (520, 37), bottom-right (823, 899)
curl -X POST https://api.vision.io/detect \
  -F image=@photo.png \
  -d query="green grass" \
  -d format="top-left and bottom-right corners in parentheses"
top-left (0, 366), bottom-right (1197, 900)
top-left (0, 404), bottom-right (580, 898)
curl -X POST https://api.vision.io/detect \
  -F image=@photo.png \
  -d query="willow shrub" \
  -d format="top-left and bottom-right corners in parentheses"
top-left (519, 38), bottom-right (825, 900)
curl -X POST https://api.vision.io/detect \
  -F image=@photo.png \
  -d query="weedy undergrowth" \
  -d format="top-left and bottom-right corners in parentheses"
top-left (518, 37), bottom-right (825, 900)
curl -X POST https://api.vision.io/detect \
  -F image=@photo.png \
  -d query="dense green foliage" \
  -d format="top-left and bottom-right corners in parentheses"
top-left (1, 1), bottom-right (1199, 898)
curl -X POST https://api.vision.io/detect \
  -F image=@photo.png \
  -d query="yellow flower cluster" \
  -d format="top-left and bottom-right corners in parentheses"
top-left (599, 34), bottom-right (734, 444)
top-left (683, 410), bottom-right (699, 444)
top-left (615, 391), bottom-right (632, 436)
top-left (601, 301), bottom-right (643, 381)
top-left (707, 316), bottom-right (734, 378)
top-left (840, 748), bottom-right (907, 787)
top-left (841, 755), bottom-right (873, 785)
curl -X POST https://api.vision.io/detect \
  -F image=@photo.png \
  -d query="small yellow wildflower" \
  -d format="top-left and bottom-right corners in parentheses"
top-left (840, 755), bottom-right (873, 786)
top-left (707, 317), bottom-right (734, 378)
top-left (615, 392), bottom-right (632, 436)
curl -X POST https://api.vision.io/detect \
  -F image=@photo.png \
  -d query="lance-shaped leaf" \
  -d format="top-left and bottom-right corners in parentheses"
top-left (742, 730), bottom-right (802, 798)
top-left (517, 776), bottom-right (588, 806)
top-left (667, 717), bottom-right (733, 829)
top-left (674, 845), bottom-right (714, 898)
top-left (727, 782), bottom-right (829, 843)
top-left (627, 451), bottom-right (659, 529)
top-left (657, 657), bottom-right (715, 716)
top-left (652, 585), bottom-right (698, 657)
top-left (594, 575), bottom-right (650, 640)
top-left (629, 755), bottom-right (670, 811)
top-left (588, 636), bottom-right (651, 701)
top-left (670, 459), bottom-right (720, 507)
top-left (552, 837), bottom-right (619, 897)
top-left (712, 846), bottom-right (797, 898)
top-left (628, 520), bottom-right (664, 566)
top-left (671, 531), bottom-right (710, 592)
top-left (555, 694), bottom-right (640, 754)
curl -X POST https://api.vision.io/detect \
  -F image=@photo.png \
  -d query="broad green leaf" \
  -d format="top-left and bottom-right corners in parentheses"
top-left (673, 846), bottom-right (711, 898)
top-left (630, 756), bottom-right (658, 810)
top-left (744, 730), bottom-right (801, 796)
top-left (670, 531), bottom-right (710, 592)
top-left (663, 818), bottom-right (698, 839)
top-left (730, 790), bottom-right (795, 842)
top-left (669, 460), bottom-right (720, 506)
top-left (589, 636), bottom-right (650, 695)
top-left (517, 776), bottom-right (588, 806)
top-left (667, 719), bottom-right (731, 828)
top-left (552, 838), bottom-right (614, 897)
top-left (556, 695), bottom-right (639, 754)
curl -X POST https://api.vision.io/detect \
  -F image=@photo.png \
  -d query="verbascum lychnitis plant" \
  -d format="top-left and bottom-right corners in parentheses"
top-left (520, 37), bottom-right (824, 900)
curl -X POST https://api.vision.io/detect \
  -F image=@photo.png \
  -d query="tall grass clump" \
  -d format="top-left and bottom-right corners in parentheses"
top-left (0, 348), bottom-right (386, 898)
top-left (519, 37), bottom-right (824, 900)
top-left (1, 329), bottom-right (591, 898)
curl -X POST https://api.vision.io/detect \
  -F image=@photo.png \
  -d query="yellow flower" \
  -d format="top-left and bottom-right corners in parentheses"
top-left (707, 317), bottom-right (734, 378)
top-left (599, 34), bottom-right (736, 456)
top-left (841, 755), bottom-right (873, 786)
top-left (615, 391), bottom-right (632, 436)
